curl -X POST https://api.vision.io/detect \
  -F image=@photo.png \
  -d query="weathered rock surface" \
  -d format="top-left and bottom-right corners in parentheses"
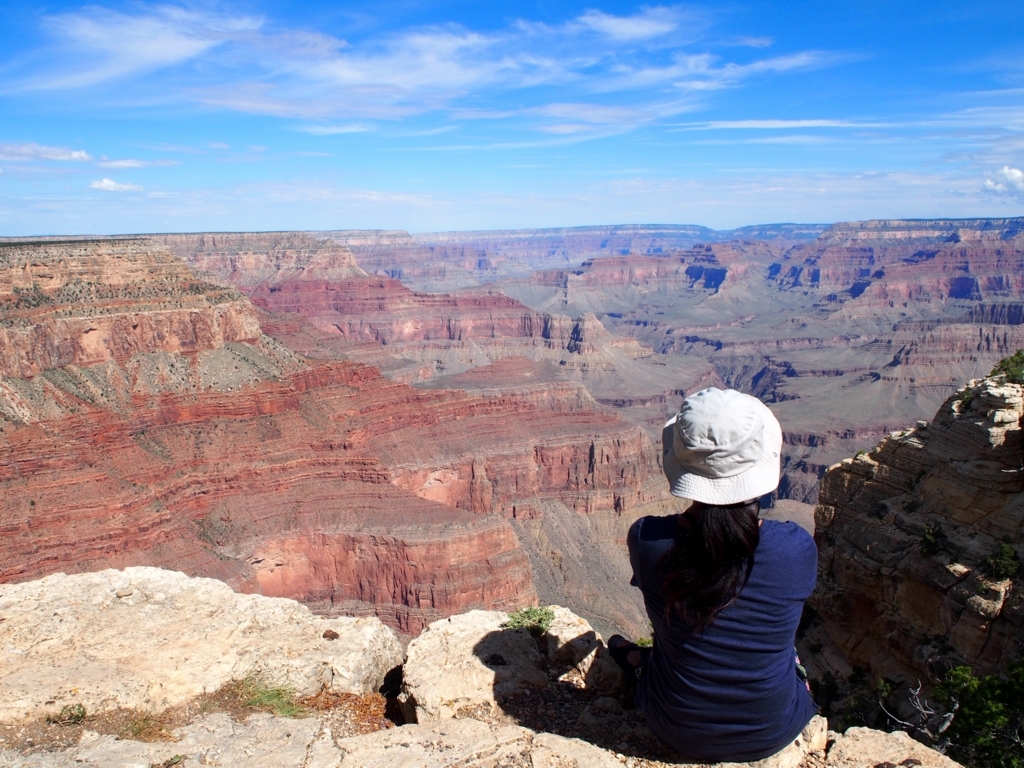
top-left (814, 374), bottom-right (1024, 678)
top-left (400, 606), bottom-right (629, 725)
top-left (826, 727), bottom-right (962, 768)
top-left (0, 571), bottom-right (954, 768)
top-left (0, 239), bottom-right (260, 379)
top-left (401, 610), bottom-right (550, 723)
top-left (0, 567), bottom-right (402, 722)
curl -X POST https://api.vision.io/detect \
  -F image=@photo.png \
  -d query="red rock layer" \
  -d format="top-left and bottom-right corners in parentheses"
top-left (0, 239), bottom-right (670, 634)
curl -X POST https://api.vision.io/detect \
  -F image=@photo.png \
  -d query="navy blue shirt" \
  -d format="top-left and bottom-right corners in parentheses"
top-left (628, 516), bottom-right (818, 762)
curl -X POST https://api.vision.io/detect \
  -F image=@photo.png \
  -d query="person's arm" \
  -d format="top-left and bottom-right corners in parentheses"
top-left (628, 517), bottom-right (644, 588)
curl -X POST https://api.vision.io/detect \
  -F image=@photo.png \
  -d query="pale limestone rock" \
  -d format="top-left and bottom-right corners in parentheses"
top-left (400, 610), bottom-right (547, 723)
top-left (337, 719), bottom-right (623, 767)
top-left (545, 605), bottom-right (624, 691)
top-left (721, 715), bottom-right (828, 768)
top-left (0, 567), bottom-right (402, 722)
top-left (826, 727), bottom-right (963, 768)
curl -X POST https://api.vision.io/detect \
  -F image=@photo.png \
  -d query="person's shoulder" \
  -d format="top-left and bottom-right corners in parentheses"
top-left (630, 514), bottom-right (680, 539)
top-left (762, 519), bottom-right (817, 557)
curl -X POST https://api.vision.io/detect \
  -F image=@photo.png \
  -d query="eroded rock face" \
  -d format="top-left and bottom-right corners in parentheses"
top-left (826, 727), bottom-right (962, 768)
top-left (0, 239), bottom-right (260, 379)
top-left (814, 375), bottom-right (1024, 678)
top-left (0, 567), bottom-right (402, 722)
top-left (0, 238), bottom-right (668, 637)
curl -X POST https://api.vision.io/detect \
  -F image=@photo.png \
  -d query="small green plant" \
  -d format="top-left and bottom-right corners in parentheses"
top-left (875, 677), bottom-right (894, 703)
top-left (990, 349), bottom-right (1024, 385)
top-left (238, 676), bottom-right (305, 718)
top-left (46, 703), bottom-right (86, 725)
top-left (984, 543), bottom-right (1021, 580)
top-left (958, 388), bottom-right (976, 410)
top-left (920, 522), bottom-right (947, 556)
top-left (854, 449), bottom-right (867, 459)
top-left (635, 635), bottom-right (653, 648)
top-left (502, 606), bottom-right (555, 636)
top-left (936, 660), bottom-right (1024, 768)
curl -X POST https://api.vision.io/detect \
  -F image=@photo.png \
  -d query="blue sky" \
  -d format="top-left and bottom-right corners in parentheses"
top-left (1, 1), bottom-right (1023, 235)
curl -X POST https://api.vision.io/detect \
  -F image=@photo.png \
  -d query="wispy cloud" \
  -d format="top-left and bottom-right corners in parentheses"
top-left (298, 123), bottom-right (374, 135)
top-left (2, 4), bottom-right (843, 137)
top-left (97, 158), bottom-right (179, 168)
top-left (674, 119), bottom-right (869, 130)
top-left (577, 8), bottom-right (682, 41)
top-left (0, 142), bottom-right (91, 161)
top-left (11, 7), bottom-right (260, 91)
top-left (90, 178), bottom-right (143, 192)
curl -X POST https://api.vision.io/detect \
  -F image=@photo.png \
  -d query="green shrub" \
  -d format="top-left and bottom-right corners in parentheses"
top-left (46, 703), bottom-right (86, 725)
top-left (237, 677), bottom-right (305, 718)
top-left (984, 544), bottom-right (1021, 580)
top-left (920, 523), bottom-right (947, 556)
top-left (990, 350), bottom-right (1024, 385)
top-left (502, 606), bottom-right (555, 636)
top-left (959, 388), bottom-right (976, 410)
top-left (936, 660), bottom-right (1024, 768)
top-left (635, 635), bottom-right (653, 648)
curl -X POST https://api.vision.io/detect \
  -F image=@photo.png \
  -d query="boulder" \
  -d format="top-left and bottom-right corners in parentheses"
top-left (0, 567), bottom-right (402, 722)
top-left (826, 727), bottom-right (963, 768)
top-left (400, 610), bottom-right (548, 723)
top-left (545, 605), bottom-right (624, 691)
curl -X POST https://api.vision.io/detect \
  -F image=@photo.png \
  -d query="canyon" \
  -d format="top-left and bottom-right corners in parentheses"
top-left (0, 237), bottom-right (669, 639)
top-left (4, 219), bottom-right (1024, 655)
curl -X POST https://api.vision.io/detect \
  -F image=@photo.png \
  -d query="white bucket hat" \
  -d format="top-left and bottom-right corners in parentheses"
top-left (662, 387), bottom-right (782, 505)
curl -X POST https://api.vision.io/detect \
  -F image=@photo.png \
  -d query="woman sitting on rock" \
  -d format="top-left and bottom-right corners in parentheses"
top-left (609, 387), bottom-right (817, 763)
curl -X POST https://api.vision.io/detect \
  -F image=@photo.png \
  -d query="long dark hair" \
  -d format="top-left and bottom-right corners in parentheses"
top-left (660, 499), bottom-right (760, 635)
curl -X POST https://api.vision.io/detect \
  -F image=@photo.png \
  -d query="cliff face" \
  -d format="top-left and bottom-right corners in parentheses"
top-left (0, 239), bottom-right (260, 378)
top-left (814, 373), bottom-right (1024, 679)
top-left (0, 238), bottom-right (666, 636)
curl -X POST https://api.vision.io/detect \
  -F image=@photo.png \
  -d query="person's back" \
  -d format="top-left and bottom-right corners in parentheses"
top-left (628, 514), bottom-right (817, 762)
top-left (609, 387), bottom-right (818, 761)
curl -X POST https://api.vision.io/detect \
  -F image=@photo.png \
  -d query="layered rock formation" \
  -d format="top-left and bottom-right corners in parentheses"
top-left (0, 237), bottom-right (667, 637)
top-left (496, 219), bottom-right (1024, 502)
top-left (313, 224), bottom-right (825, 291)
top-left (814, 372), bottom-right (1024, 680)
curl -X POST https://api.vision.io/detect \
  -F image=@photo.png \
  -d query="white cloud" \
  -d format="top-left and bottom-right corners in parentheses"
top-left (0, 142), bottom-right (91, 161)
top-left (13, 7), bottom-right (260, 90)
top-left (984, 166), bottom-right (1024, 196)
top-left (4, 4), bottom-right (846, 139)
top-left (577, 8), bottom-right (681, 41)
top-left (299, 123), bottom-right (373, 135)
top-left (90, 178), bottom-right (143, 192)
top-left (675, 119), bottom-right (860, 130)
top-left (97, 159), bottom-right (179, 168)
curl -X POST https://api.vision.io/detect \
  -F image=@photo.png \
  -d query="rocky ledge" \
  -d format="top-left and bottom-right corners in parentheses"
top-left (814, 372), bottom-right (1024, 680)
top-left (0, 567), bottom-right (959, 768)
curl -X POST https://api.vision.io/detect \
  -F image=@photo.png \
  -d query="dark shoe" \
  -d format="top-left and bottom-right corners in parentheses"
top-left (607, 634), bottom-right (649, 674)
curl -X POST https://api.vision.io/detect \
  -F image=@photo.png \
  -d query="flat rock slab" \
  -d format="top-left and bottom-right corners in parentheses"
top-left (827, 728), bottom-right (962, 768)
top-left (0, 567), bottom-right (402, 722)
top-left (0, 714), bottom-right (622, 768)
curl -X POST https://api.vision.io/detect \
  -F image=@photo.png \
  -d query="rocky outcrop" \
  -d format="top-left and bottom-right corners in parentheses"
top-left (156, 232), bottom-right (367, 287)
top-left (0, 239), bottom-right (259, 378)
top-left (0, 567), bottom-right (402, 722)
top-left (0, 568), bottom-right (957, 768)
top-left (400, 607), bottom-right (622, 724)
top-left (814, 373), bottom-right (1024, 679)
